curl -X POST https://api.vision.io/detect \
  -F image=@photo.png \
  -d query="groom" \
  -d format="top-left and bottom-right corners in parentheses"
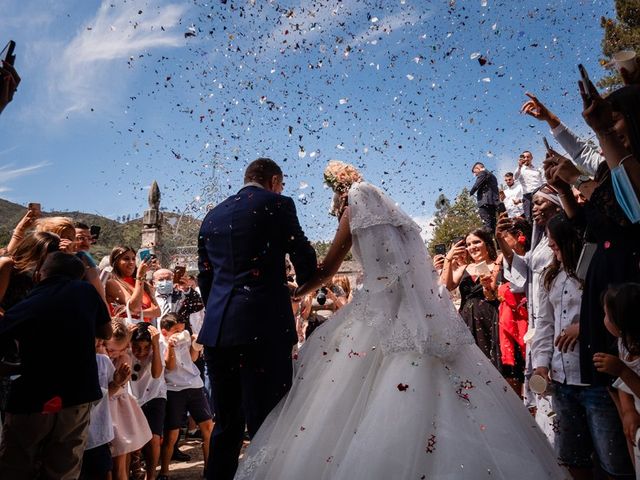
top-left (197, 158), bottom-right (317, 480)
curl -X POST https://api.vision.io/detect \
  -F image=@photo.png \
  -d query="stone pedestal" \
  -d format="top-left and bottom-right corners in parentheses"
top-left (140, 181), bottom-right (163, 264)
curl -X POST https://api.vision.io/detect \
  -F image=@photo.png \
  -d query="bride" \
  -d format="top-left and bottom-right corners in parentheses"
top-left (235, 161), bottom-right (567, 479)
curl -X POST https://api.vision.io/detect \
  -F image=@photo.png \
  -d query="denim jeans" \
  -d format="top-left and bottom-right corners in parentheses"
top-left (552, 382), bottom-right (634, 477)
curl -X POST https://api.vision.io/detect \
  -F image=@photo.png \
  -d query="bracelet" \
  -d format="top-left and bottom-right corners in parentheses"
top-left (136, 276), bottom-right (145, 281)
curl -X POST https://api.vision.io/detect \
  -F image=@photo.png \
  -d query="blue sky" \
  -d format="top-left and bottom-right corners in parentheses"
top-left (0, 0), bottom-right (613, 240)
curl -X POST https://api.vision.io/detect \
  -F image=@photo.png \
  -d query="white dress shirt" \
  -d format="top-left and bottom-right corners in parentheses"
top-left (531, 270), bottom-right (585, 386)
top-left (503, 183), bottom-right (524, 217)
top-left (129, 345), bottom-right (168, 406)
top-left (515, 164), bottom-right (544, 194)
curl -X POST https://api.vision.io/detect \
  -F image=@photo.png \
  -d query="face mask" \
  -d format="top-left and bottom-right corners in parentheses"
top-left (611, 160), bottom-right (640, 224)
top-left (156, 280), bottom-right (174, 295)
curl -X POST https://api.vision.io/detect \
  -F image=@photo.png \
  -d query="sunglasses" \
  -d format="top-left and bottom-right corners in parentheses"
top-left (131, 363), bottom-right (142, 381)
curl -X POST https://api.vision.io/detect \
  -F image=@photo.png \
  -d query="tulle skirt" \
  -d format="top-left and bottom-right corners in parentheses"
top-left (109, 390), bottom-right (152, 457)
top-left (235, 303), bottom-right (568, 479)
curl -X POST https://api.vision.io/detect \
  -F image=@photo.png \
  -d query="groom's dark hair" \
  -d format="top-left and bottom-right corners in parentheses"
top-left (244, 158), bottom-right (283, 185)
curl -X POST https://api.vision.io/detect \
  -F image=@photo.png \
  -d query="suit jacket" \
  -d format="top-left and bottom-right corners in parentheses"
top-left (197, 185), bottom-right (317, 347)
top-left (469, 170), bottom-right (499, 207)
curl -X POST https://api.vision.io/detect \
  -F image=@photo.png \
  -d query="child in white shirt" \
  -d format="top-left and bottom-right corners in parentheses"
top-left (158, 313), bottom-right (213, 479)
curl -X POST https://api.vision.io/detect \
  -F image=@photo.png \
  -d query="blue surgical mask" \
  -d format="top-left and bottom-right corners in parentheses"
top-left (611, 160), bottom-right (640, 224)
top-left (156, 279), bottom-right (174, 295)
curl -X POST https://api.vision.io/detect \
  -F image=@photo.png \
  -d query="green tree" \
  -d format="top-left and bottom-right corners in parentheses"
top-left (599, 0), bottom-right (640, 89)
top-left (427, 188), bottom-right (482, 255)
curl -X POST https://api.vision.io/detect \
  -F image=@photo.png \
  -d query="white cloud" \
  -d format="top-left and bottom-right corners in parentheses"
top-left (0, 162), bottom-right (50, 192)
top-left (48, 1), bottom-right (188, 118)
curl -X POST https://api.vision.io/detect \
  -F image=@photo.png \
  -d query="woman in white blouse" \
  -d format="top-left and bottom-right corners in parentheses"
top-left (532, 214), bottom-right (631, 478)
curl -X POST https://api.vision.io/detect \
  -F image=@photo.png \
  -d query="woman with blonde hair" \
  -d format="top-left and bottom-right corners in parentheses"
top-left (34, 216), bottom-right (106, 302)
top-left (105, 246), bottom-right (159, 323)
top-left (0, 231), bottom-right (60, 314)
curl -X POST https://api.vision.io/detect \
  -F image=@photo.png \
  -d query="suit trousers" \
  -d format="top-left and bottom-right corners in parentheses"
top-left (205, 342), bottom-right (293, 480)
top-left (478, 204), bottom-right (497, 233)
top-left (0, 402), bottom-right (92, 480)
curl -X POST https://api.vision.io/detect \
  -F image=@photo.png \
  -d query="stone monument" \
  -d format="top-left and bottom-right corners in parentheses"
top-left (141, 180), bottom-right (163, 260)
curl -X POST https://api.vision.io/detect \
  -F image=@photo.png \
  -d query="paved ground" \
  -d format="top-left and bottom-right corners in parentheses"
top-left (167, 438), bottom-right (249, 479)
top-left (168, 439), bottom-right (205, 479)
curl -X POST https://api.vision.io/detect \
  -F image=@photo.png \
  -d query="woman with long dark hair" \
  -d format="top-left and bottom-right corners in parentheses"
top-left (532, 213), bottom-right (630, 477)
top-left (105, 246), bottom-right (160, 322)
top-left (442, 227), bottom-right (501, 366)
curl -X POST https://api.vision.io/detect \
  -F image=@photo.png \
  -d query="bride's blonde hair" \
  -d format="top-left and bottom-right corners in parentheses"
top-left (323, 160), bottom-right (363, 194)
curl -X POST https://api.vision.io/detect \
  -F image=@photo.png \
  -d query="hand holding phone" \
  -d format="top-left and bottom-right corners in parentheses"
top-left (139, 248), bottom-right (151, 262)
top-left (1, 41), bottom-right (16, 66)
top-left (0, 40), bottom-right (20, 114)
top-left (90, 225), bottom-right (101, 244)
top-left (28, 202), bottom-right (41, 216)
top-left (434, 244), bottom-right (447, 256)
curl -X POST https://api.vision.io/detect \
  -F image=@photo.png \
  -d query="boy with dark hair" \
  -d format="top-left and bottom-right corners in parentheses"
top-left (158, 313), bottom-right (213, 480)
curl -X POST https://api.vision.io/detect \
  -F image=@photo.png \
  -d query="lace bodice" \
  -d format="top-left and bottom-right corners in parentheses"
top-left (346, 183), bottom-right (473, 358)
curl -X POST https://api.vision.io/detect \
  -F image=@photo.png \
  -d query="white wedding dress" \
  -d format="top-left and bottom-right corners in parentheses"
top-left (236, 182), bottom-right (567, 480)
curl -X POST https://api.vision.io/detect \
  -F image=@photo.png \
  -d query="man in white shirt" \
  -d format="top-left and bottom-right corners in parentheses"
top-left (514, 151), bottom-right (544, 222)
top-left (503, 172), bottom-right (524, 218)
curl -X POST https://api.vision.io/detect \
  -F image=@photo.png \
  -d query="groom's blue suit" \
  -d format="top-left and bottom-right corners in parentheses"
top-left (198, 184), bottom-right (316, 480)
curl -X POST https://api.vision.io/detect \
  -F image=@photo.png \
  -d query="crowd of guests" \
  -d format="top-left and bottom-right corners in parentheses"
top-left (0, 208), bottom-right (352, 479)
top-left (434, 57), bottom-right (640, 479)
top-left (0, 215), bottom-right (219, 479)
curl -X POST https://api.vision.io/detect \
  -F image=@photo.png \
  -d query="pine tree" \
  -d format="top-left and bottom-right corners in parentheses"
top-left (427, 188), bottom-right (482, 254)
top-left (599, 0), bottom-right (640, 88)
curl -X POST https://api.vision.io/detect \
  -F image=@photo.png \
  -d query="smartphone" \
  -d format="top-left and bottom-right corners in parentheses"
top-left (174, 265), bottom-right (186, 283)
top-left (27, 202), bottom-right (41, 215)
top-left (434, 244), bottom-right (447, 256)
top-left (542, 136), bottom-right (551, 152)
top-left (90, 225), bottom-right (101, 243)
top-left (452, 236), bottom-right (465, 246)
top-left (1, 40), bottom-right (16, 66)
top-left (578, 64), bottom-right (591, 99)
top-left (139, 248), bottom-right (151, 262)
top-left (497, 202), bottom-right (507, 215)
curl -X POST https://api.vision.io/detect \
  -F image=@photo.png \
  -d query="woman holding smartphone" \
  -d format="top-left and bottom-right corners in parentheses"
top-left (441, 228), bottom-right (502, 367)
top-left (105, 246), bottom-right (160, 323)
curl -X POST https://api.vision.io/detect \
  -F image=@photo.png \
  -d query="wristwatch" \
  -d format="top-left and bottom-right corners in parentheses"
top-left (572, 175), bottom-right (592, 190)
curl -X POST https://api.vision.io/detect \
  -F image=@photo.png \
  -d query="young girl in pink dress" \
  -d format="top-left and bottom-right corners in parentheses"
top-left (105, 321), bottom-right (152, 480)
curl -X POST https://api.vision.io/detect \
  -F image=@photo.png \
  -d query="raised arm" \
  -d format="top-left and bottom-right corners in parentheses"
top-left (295, 208), bottom-right (352, 298)
top-left (441, 241), bottom-right (467, 291)
top-left (283, 196), bottom-right (317, 286)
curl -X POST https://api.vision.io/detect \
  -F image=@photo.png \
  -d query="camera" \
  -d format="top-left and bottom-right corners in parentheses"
top-left (316, 287), bottom-right (328, 306)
